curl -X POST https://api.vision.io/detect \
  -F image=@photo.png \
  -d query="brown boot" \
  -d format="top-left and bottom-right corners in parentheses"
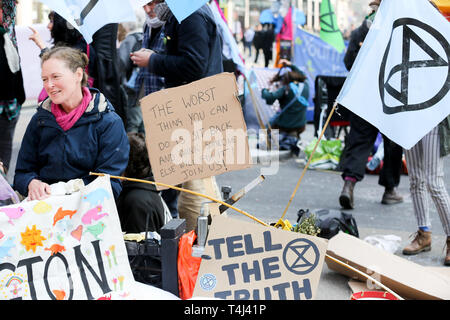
top-left (445, 237), bottom-right (450, 266)
top-left (402, 230), bottom-right (432, 255)
top-left (339, 180), bottom-right (355, 209)
top-left (381, 187), bottom-right (403, 205)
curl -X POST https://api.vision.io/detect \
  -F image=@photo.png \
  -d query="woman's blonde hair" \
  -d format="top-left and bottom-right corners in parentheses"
top-left (41, 46), bottom-right (89, 87)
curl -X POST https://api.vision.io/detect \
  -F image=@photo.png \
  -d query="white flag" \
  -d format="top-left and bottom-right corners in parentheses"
top-left (336, 0), bottom-right (450, 150)
top-left (38, 0), bottom-right (136, 43)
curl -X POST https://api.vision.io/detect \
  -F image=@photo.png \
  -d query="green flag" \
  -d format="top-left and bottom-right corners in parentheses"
top-left (319, 0), bottom-right (346, 53)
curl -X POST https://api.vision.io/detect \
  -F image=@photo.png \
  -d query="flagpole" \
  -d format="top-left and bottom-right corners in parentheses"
top-left (242, 74), bottom-right (273, 149)
top-left (278, 100), bottom-right (339, 222)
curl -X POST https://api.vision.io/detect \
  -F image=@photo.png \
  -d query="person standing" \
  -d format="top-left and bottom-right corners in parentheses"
top-left (0, 0), bottom-right (25, 171)
top-left (243, 26), bottom-right (255, 57)
top-left (402, 1), bottom-right (450, 266)
top-left (130, 0), bottom-right (223, 232)
top-left (338, 0), bottom-right (404, 209)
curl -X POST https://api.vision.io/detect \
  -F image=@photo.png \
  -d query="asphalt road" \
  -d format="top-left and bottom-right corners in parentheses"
top-left (9, 105), bottom-right (450, 300)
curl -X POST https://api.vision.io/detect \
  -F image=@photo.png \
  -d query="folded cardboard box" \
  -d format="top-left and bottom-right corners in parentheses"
top-left (326, 232), bottom-right (450, 300)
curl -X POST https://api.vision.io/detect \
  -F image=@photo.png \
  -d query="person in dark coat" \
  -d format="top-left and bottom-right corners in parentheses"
top-left (117, 132), bottom-right (168, 233)
top-left (0, 0), bottom-right (25, 170)
top-left (130, 1), bottom-right (223, 88)
top-left (338, 0), bottom-right (404, 209)
top-left (14, 47), bottom-right (129, 200)
top-left (130, 0), bottom-right (223, 232)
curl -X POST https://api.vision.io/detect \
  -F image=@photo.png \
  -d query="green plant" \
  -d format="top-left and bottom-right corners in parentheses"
top-left (293, 213), bottom-right (321, 236)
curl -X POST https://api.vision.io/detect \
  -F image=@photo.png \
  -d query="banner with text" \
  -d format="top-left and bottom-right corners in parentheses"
top-left (294, 27), bottom-right (348, 120)
top-left (140, 72), bottom-right (252, 187)
top-left (0, 176), bottom-right (134, 300)
top-left (192, 216), bottom-right (328, 300)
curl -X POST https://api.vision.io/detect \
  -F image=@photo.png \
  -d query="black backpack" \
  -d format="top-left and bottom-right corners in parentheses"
top-left (297, 208), bottom-right (359, 239)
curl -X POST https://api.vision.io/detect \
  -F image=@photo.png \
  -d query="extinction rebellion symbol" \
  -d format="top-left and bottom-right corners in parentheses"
top-left (379, 18), bottom-right (450, 115)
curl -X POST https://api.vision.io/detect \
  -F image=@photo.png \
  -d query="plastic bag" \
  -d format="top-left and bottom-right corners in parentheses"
top-left (177, 230), bottom-right (202, 300)
top-left (364, 234), bottom-right (402, 254)
top-left (304, 138), bottom-right (343, 170)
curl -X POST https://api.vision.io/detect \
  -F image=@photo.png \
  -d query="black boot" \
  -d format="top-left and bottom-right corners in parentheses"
top-left (339, 180), bottom-right (356, 209)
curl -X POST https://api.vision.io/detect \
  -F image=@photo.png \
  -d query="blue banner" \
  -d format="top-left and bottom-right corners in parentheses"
top-left (293, 28), bottom-right (348, 121)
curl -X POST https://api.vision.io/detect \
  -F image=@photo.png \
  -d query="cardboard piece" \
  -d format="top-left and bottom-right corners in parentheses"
top-left (326, 232), bottom-right (450, 300)
top-left (192, 215), bottom-right (328, 300)
top-left (140, 72), bottom-right (252, 188)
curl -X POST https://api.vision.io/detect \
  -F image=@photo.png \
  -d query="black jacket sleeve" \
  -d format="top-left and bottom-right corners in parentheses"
top-left (148, 12), bottom-right (211, 85)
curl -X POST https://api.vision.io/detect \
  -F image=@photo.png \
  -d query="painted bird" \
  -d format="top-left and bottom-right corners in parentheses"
top-left (81, 205), bottom-right (108, 225)
top-left (0, 207), bottom-right (25, 225)
top-left (84, 222), bottom-right (106, 240)
top-left (53, 207), bottom-right (77, 226)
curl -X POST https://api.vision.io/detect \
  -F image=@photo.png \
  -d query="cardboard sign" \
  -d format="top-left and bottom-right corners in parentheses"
top-left (140, 72), bottom-right (251, 187)
top-left (192, 216), bottom-right (328, 300)
top-left (0, 176), bottom-right (135, 300)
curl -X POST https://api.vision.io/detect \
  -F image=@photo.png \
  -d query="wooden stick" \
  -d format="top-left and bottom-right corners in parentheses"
top-left (89, 172), bottom-right (270, 227)
top-left (279, 101), bottom-right (339, 221)
top-left (325, 254), bottom-right (404, 300)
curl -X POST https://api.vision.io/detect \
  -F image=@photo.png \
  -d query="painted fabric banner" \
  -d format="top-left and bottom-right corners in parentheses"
top-left (0, 175), bottom-right (135, 300)
top-left (293, 27), bottom-right (348, 121)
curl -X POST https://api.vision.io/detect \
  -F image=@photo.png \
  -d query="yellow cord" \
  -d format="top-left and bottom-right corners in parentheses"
top-left (89, 172), bottom-right (270, 227)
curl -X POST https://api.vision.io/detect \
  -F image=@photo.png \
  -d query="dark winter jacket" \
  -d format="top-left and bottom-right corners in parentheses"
top-left (14, 88), bottom-right (129, 199)
top-left (343, 19), bottom-right (370, 71)
top-left (0, 28), bottom-right (25, 105)
top-left (117, 178), bottom-right (165, 233)
top-left (148, 4), bottom-right (223, 88)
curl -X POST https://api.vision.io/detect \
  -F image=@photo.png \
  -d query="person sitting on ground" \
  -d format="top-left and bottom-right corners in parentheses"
top-left (14, 46), bottom-right (129, 201)
top-left (261, 58), bottom-right (309, 136)
top-left (117, 132), bottom-right (170, 234)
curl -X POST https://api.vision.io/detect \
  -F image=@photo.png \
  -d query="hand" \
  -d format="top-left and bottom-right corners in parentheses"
top-left (28, 26), bottom-right (46, 50)
top-left (28, 179), bottom-right (51, 201)
top-left (279, 59), bottom-right (292, 67)
top-left (130, 48), bottom-right (154, 68)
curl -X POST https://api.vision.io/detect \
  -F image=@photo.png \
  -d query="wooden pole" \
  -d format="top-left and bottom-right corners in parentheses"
top-left (279, 101), bottom-right (339, 221)
top-left (89, 172), bottom-right (270, 227)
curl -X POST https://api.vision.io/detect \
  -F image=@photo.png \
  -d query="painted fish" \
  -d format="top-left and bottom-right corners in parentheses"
top-left (52, 289), bottom-right (66, 300)
top-left (53, 207), bottom-right (77, 226)
top-left (45, 244), bottom-right (66, 256)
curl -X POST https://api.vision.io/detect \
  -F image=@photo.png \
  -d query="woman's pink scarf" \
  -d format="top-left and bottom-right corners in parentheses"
top-left (51, 87), bottom-right (92, 131)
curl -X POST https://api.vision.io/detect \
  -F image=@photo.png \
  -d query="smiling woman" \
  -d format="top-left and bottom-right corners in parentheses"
top-left (13, 46), bottom-right (130, 202)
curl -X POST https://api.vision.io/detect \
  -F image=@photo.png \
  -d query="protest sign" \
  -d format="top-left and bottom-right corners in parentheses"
top-left (293, 28), bottom-right (348, 121)
top-left (336, 0), bottom-right (450, 150)
top-left (192, 215), bottom-right (328, 300)
top-left (140, 72), bottom-right (251, 188)
top-left (0, 176), bottom-right (135, 300)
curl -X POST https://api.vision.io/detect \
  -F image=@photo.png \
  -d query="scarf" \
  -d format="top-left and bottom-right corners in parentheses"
top-left (154, 2), bottom-right (173, 22)
top-left (51, 87), bottom-right (92, 131)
